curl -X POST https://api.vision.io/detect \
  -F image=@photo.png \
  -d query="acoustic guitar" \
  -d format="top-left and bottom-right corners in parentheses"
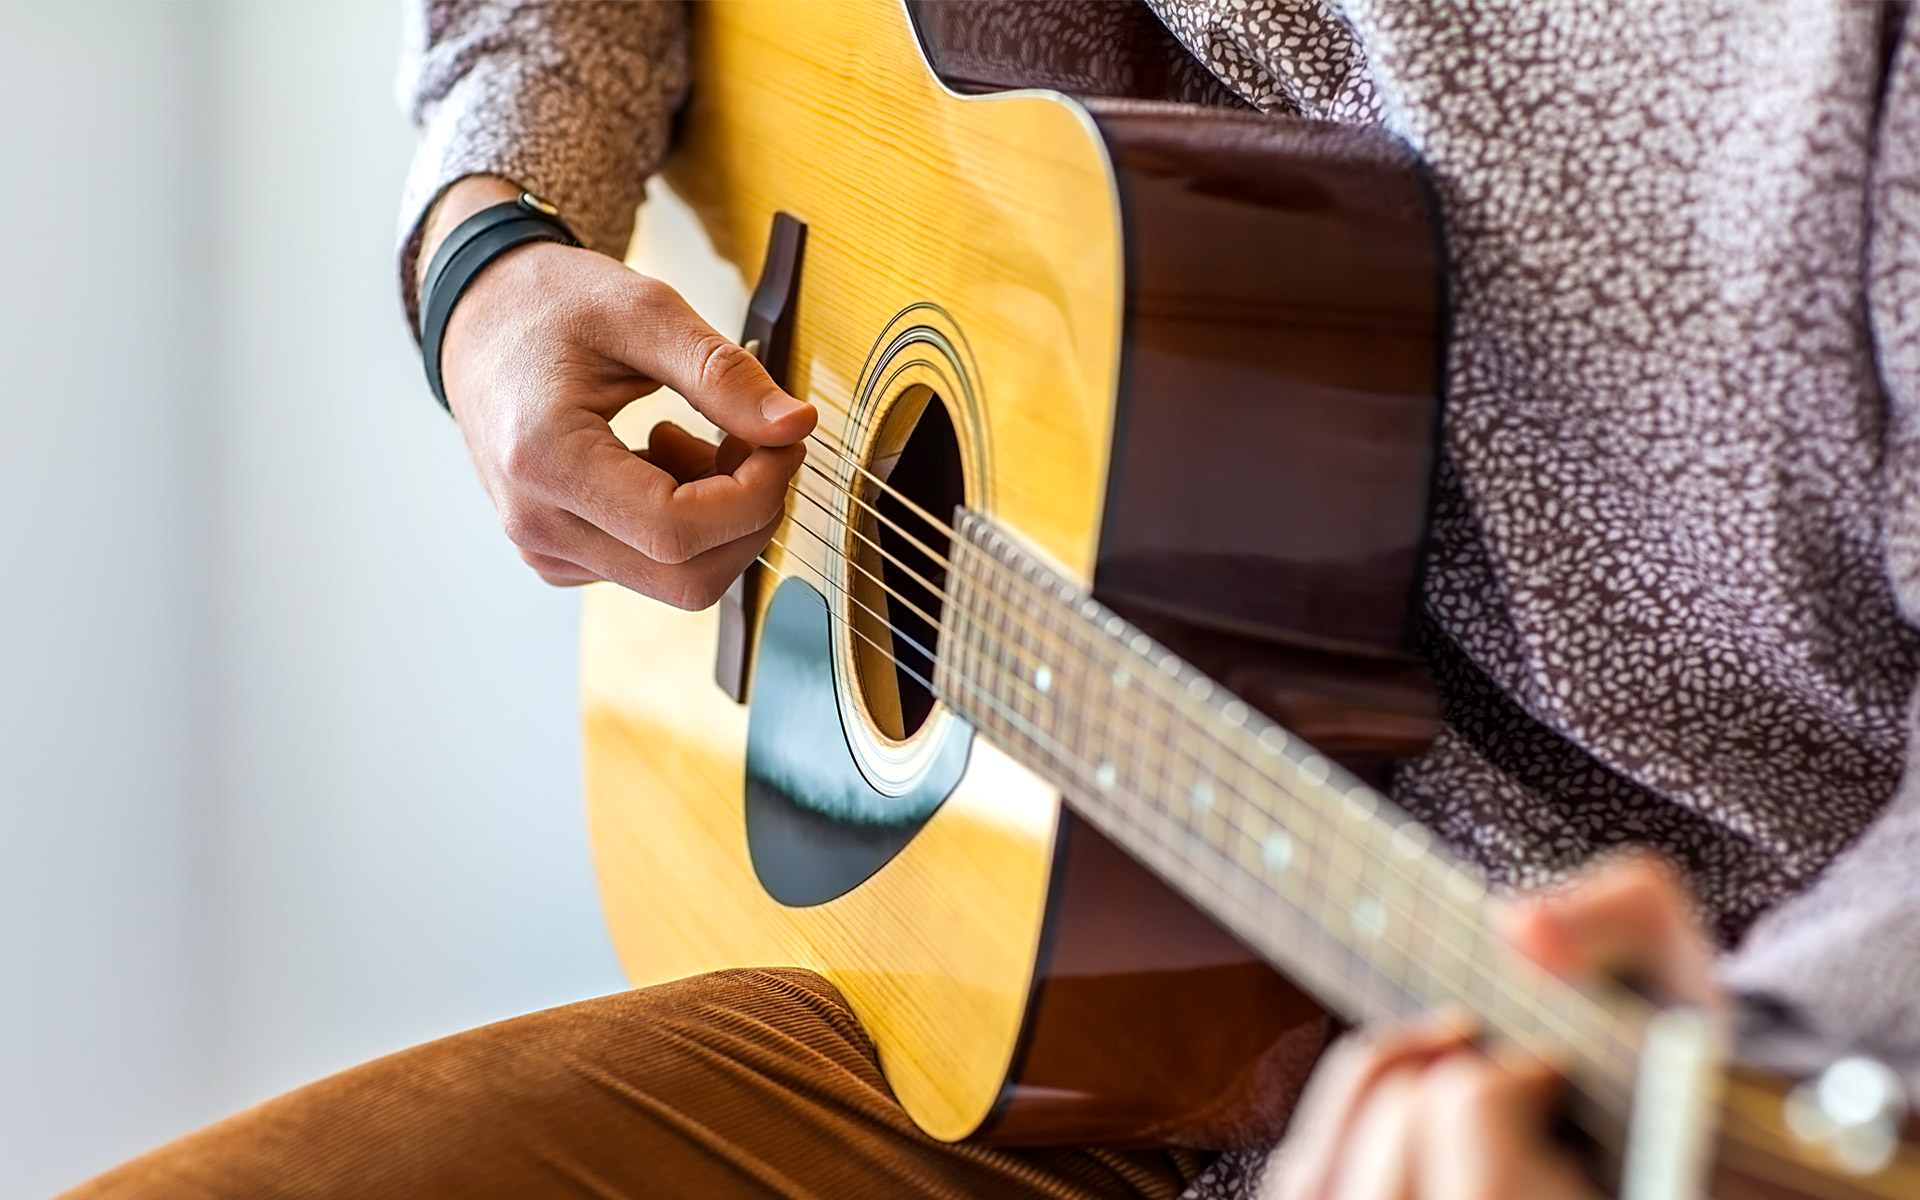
top-left (581, 2), bottom-right (1920, 1194)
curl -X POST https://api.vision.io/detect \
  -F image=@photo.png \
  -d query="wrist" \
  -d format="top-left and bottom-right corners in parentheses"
top-left (416, 175), bottom-right (525, 309)
top-left (418, 189), bottom-right (582, 412)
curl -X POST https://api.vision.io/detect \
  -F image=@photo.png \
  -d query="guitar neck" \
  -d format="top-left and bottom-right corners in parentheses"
top-left (933, 511), bottom-right (1650, 1130)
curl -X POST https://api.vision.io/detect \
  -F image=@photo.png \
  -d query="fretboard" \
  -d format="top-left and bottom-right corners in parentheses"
top-left (933, 510), bottom-right (1649, 1131)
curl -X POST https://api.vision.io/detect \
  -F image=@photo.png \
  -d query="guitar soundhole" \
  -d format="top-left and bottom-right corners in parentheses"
top-left (851, 387), bottom-right (963, 741)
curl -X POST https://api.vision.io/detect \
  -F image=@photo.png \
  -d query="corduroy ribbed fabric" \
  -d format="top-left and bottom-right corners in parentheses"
top-left (62, 967), bottom-right (1211, 1199)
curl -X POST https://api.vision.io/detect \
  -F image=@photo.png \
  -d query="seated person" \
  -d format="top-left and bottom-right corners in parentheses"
top-left (68, 3), bottom-right (1920, 1197)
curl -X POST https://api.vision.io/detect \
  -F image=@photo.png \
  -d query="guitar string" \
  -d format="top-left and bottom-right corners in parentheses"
top-left (775, 472), bottom-right (1642, 1067)
top-left (768, 493), bottom-right (1563, 1050)
top-left (658, 415), bottom-right (1576, 1041)
top-left (754, 528), bottom-right (1643, 1106)
top-left (785, 418), bottom-right (1633, 1050)
top-left (750, 425), bottom-right (1658, 1084)
top-left (759, 478), bottom-right (1648, 1081)
top-left (751, 541), bottom-right (1885, 1167)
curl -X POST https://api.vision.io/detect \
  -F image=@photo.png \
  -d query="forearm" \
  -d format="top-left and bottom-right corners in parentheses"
top-left (395, 0), bottom-right (689, 335)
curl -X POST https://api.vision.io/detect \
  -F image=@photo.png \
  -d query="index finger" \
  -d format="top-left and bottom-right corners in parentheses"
top-left (544, 418), bottom-right (803, 565)
top-left (1497, 853), bottom-right (1718, 1011)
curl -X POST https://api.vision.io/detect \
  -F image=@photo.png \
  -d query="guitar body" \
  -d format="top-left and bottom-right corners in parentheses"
top-left (584, 0), bottom-right (1442, 1147)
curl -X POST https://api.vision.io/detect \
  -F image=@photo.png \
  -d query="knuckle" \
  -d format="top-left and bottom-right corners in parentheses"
top-left (625, 271), bottom-right (676, 312)
top-left (500, 432), bottom-right (561, 492)
top-left (518, 549), bottom-right (582, 586)
top-left (605, 274), bottom-right (681, 340)
top-left (1421, 1055), bottom-right (1499, 1112)
top-left (635, 518), bottom-right (697, 566)
top-left (657, 574), bottom-right (724, 612)
top-left (498, 503), bottom-right (556, 553)
top-left (694, 335), bottom-right (764, 397)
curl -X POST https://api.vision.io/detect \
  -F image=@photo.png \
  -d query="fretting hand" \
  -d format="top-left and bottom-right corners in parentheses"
top-left (423, 175), bottom-right (816, 609)
top-left (1262, 853), bottom-right (1722, 1200)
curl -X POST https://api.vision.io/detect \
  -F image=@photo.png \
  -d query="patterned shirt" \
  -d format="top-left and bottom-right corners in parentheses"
top-left (399, 3), bottom-right (1920, 1194)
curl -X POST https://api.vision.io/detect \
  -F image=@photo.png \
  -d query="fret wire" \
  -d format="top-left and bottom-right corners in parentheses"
top-left (960, 556), bottom-right (1635, 1013)
top-left (944, 539), bottom-right (1425, 928)
top-left (967, 618), bottom-right (1520, 1036)
top-left (1114, 622), bottom-right (1164, 842)
top-left (1381, 837), bottom-right (1423, 1008)
top-left (1351, 821), bottom-right (1394, 985)
top-left (961, 618), bottom-right (1562, 1066)
top-left (1060, 593), bottom-right (1103, 801)
top-left (936, 537), bottom-right (1643, 1082)
top-left (965, 588), bottom-right (1638, 1092)
top-left (967, 606), bottom-right (1630, 1102)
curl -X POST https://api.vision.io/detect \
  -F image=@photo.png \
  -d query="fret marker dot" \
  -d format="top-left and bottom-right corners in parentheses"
top-left (1191, 781), bottom-right (1214, 810)
top-left (1095, 762), bottom-right (1117, 791)
top-left (1352, 898), bottom-right (1386, 939)
top-left (1034, 666), bottom-right (1052, 694)
top-left (1262, 832), bottom-right (1294, 871)
top-left (1111, 667), bottom-right (1130, 689)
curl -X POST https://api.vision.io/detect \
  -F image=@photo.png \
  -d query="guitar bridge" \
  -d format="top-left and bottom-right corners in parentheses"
top-left (715, 211), bottom-right (808, 702)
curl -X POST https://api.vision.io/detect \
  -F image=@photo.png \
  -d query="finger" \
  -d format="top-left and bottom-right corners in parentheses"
top-left (540, 505), bottom-right (778, 611)
top-left (517, 547), bottom-right (600, 588)
top-left (1498, 852), bottom-right (1717, 1010)
top-left (715, 432), bottom-right (755, 477)
top-left (1325, 1065), bottom-right (1422, 1200)
top-left (525, 410), bottom-right (803, 564)
top-left (1272, 1021), bottom-right (1468, 1200)
top-left (598, 276), bottom-right (816, 446)
top-left (602, 440), bottom-right (804, 565)
top-left (642, 421), bottom-right (721, 484)
top-left (1414, 1056), bottom-right (1599, 1200)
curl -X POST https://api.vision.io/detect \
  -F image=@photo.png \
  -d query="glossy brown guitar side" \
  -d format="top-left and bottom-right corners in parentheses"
top-left (911, 0), bottom-right (1444, 1144)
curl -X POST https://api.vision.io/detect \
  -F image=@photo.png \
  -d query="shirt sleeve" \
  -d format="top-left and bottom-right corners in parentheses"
top-left (394, 0), bottom-right (689, 334)
top-left (1716, 9), bottom-right (1920, 1095)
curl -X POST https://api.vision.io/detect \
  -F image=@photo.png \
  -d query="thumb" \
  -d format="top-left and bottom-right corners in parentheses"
top-left (603, 274), bottom-right (816, 446)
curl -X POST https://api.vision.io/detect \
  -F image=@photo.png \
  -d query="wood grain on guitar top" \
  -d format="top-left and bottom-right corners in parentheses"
top-left (584, 0), bottom-right (1124, 1141)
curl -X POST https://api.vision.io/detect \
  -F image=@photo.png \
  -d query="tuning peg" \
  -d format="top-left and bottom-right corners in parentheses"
top-left (1784, 1055), bottom-right (1908, 1176)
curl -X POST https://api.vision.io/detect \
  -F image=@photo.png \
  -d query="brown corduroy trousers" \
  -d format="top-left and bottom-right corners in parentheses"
top-left (64, 967), bottom-right (1210, 1199)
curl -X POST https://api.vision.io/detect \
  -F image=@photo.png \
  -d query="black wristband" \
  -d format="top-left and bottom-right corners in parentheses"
top-left (418, 192), bottom-right (581, 412)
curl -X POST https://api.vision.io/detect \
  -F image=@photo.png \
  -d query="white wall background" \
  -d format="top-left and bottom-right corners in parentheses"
top-left (0, 5), bottom-right (629, 1195)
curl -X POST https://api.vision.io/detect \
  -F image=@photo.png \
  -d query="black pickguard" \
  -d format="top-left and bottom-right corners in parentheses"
top-left (744, 575), bottom-right (972, 906)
